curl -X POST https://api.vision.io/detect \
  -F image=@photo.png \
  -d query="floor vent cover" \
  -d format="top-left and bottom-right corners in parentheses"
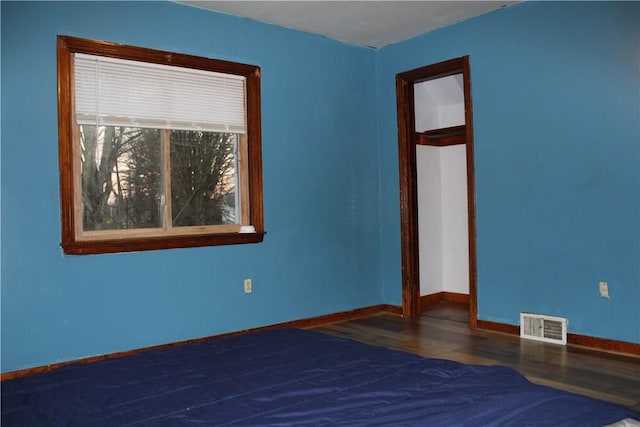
top-left (520, 313), bottom-right (567, 345)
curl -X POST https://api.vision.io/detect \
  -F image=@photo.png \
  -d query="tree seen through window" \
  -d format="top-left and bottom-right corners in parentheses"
top-left (81, 126), bottom-right (238, 232)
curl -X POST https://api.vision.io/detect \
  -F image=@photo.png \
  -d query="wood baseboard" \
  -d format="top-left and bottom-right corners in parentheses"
top-left (7, 305), bottom-right (636, 381)
top-left (477, 319), bottom-right (640, 356)
top-left (420, 291), bottom-right (469, 308)
top-left (1, 304), bottom-right (399, 381)
top-left (476, 319), bottom-right (519, 335)
top-left (567, 334), bottom-right (640, 356)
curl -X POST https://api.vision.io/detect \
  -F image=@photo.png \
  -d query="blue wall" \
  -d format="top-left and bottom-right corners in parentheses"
top-left (0, 1), bottom-right (381, 373)
top-left (2, 1), bottom-right (639, 374)
top-left (377, 1), bottom-right (640, 342)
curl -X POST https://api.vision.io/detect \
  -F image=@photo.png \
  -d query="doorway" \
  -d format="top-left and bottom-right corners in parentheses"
top-left (395, 56), bottom-right (477, 328)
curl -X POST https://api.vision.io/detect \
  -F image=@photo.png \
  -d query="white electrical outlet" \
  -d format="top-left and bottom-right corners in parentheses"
top-left (244, 278), bottom-right (252, 294)
top-left (599, 281), bottom-right (609, 299)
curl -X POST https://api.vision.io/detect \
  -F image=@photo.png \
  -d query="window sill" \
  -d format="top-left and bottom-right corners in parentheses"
top-left (61, 232), bottom-right (265, 255)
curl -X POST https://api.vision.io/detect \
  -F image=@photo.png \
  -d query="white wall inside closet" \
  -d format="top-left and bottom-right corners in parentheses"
top-left (414, 75), bottom-right (469, 296)
top-left (414, 74), bottom-right (464, 131)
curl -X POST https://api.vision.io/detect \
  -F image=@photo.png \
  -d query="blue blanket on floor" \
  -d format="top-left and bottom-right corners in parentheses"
top-left (2, 328), bottom-right (638, 426)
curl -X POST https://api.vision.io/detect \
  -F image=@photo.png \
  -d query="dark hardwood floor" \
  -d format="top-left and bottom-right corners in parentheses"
top-left (311, 302), bottom-right (640, 411)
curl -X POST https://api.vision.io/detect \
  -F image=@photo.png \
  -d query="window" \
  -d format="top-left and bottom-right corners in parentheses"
top-left (57, 36), bottom-right (264, 255)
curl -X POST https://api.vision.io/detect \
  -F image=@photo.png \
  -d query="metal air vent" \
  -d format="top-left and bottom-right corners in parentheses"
top-left (520, 313), bottom-right (567, 345)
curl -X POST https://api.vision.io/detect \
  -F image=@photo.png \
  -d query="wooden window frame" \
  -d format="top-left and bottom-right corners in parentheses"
top-left (57, 35), bottom-right (264, 255)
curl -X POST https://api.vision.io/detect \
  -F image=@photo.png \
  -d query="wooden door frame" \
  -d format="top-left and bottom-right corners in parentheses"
top-left (395, 56), bottom-right (478, 328)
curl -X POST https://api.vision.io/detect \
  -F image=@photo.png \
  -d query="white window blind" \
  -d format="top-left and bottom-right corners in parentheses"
top-left (74, 53), bottom-right (246, 133)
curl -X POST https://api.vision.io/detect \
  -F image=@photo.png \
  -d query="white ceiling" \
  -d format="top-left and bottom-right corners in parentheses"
top-left (177, 1), bottom-right (518, 48)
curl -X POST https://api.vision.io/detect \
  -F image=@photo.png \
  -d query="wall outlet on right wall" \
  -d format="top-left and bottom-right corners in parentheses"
top-left (598, 281), bottom-right (610, 299)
